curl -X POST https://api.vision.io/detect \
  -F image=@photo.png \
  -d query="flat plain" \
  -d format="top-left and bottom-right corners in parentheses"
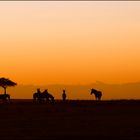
top-left (0, 99), bottom-right (140, 140)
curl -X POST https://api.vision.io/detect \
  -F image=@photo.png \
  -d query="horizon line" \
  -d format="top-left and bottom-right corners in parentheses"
top-left (16, 81), bottom-right (140, 86)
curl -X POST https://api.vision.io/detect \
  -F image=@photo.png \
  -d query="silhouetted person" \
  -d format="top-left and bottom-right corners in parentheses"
top-left (37, 88), bottom-right (41, 95)
top-left (62, 90), bottom-right (67, 102)
top-left (36, 88), bottom-right (42, 102)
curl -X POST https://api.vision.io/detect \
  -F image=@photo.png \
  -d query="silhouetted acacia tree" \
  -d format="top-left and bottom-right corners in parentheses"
top-left (0, 77), bottom-right (17, 94)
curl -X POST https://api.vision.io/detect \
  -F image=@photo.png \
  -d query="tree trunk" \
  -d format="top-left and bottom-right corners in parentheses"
top-left (4, 87), bottom-right (6, 94)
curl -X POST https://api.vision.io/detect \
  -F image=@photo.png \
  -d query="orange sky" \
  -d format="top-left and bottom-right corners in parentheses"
top-left (0, 1), bottom-right (140, 85)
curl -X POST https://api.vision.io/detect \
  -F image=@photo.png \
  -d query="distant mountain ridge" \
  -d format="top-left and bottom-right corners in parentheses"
top-left (0, 81), bottom-right (140, 99)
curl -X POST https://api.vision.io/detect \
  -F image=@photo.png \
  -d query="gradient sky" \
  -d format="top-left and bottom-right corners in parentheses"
top-left (0, 1), bottom-right (140, 85)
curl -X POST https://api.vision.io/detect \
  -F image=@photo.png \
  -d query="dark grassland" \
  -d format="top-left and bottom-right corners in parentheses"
top-left (0, 99), bottom-right (140, 140)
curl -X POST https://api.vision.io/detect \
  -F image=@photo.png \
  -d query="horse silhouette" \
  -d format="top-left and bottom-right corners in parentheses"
top-left (0, 94), bottom-right (10, 102)
top-left (90, 88), bottom-right (102, 100)
top-left (33, 89), bottom-right (55, 104)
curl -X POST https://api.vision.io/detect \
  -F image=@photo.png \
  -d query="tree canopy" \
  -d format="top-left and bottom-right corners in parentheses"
top-left (0, 77), bottom-right (17, 94)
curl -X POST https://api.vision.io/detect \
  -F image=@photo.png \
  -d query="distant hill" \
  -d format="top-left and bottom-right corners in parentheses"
top-left (0, 81), bottom-right (140, 99)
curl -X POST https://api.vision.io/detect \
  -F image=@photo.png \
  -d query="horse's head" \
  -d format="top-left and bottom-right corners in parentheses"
top-left (45, 89), bottom-right (48, 92)
top-left (43, 89), bottom-right (48, 94)
top-left (91, 88), bottom-right (96, 95)
top-left (37, 88), bottom-right (41, 93)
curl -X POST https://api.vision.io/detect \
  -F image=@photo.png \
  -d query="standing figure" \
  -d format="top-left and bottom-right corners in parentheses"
top-left (37, 88), bottom-right (42, 102)
top-left (62, 90), bottom-right (67, 102)
top-left (33, 88), bottom-right (42, 102)
top-left (37, 88), bottom-right (41, 94)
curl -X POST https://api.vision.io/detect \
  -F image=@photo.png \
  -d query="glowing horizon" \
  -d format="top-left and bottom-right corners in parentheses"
top-left (1, 1), bottom-right (140, 86)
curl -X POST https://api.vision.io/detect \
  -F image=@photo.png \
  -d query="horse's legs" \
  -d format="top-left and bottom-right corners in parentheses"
top-left (33, 96), bottom-right (39, 103)
top-left (49, 97), bottom-right (54, 104)
top-left (45, 97), bottom-right (49, 103)
top-left (98, 97), bottom-right (102, 100)
top-left (38, 97), bottom-right (42, 103)
top-left (99, 95), bottom-right (102, 100)
top-left (44, 95), bottom-right (55, 104)
top-left (33, 96), bottom-right (36, 102)
top-left (33, 98), bottom-right (35, 102)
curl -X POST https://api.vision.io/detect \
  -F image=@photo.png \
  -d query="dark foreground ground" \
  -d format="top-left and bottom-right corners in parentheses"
top-left (0, 99), bottom-right (140, 140)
